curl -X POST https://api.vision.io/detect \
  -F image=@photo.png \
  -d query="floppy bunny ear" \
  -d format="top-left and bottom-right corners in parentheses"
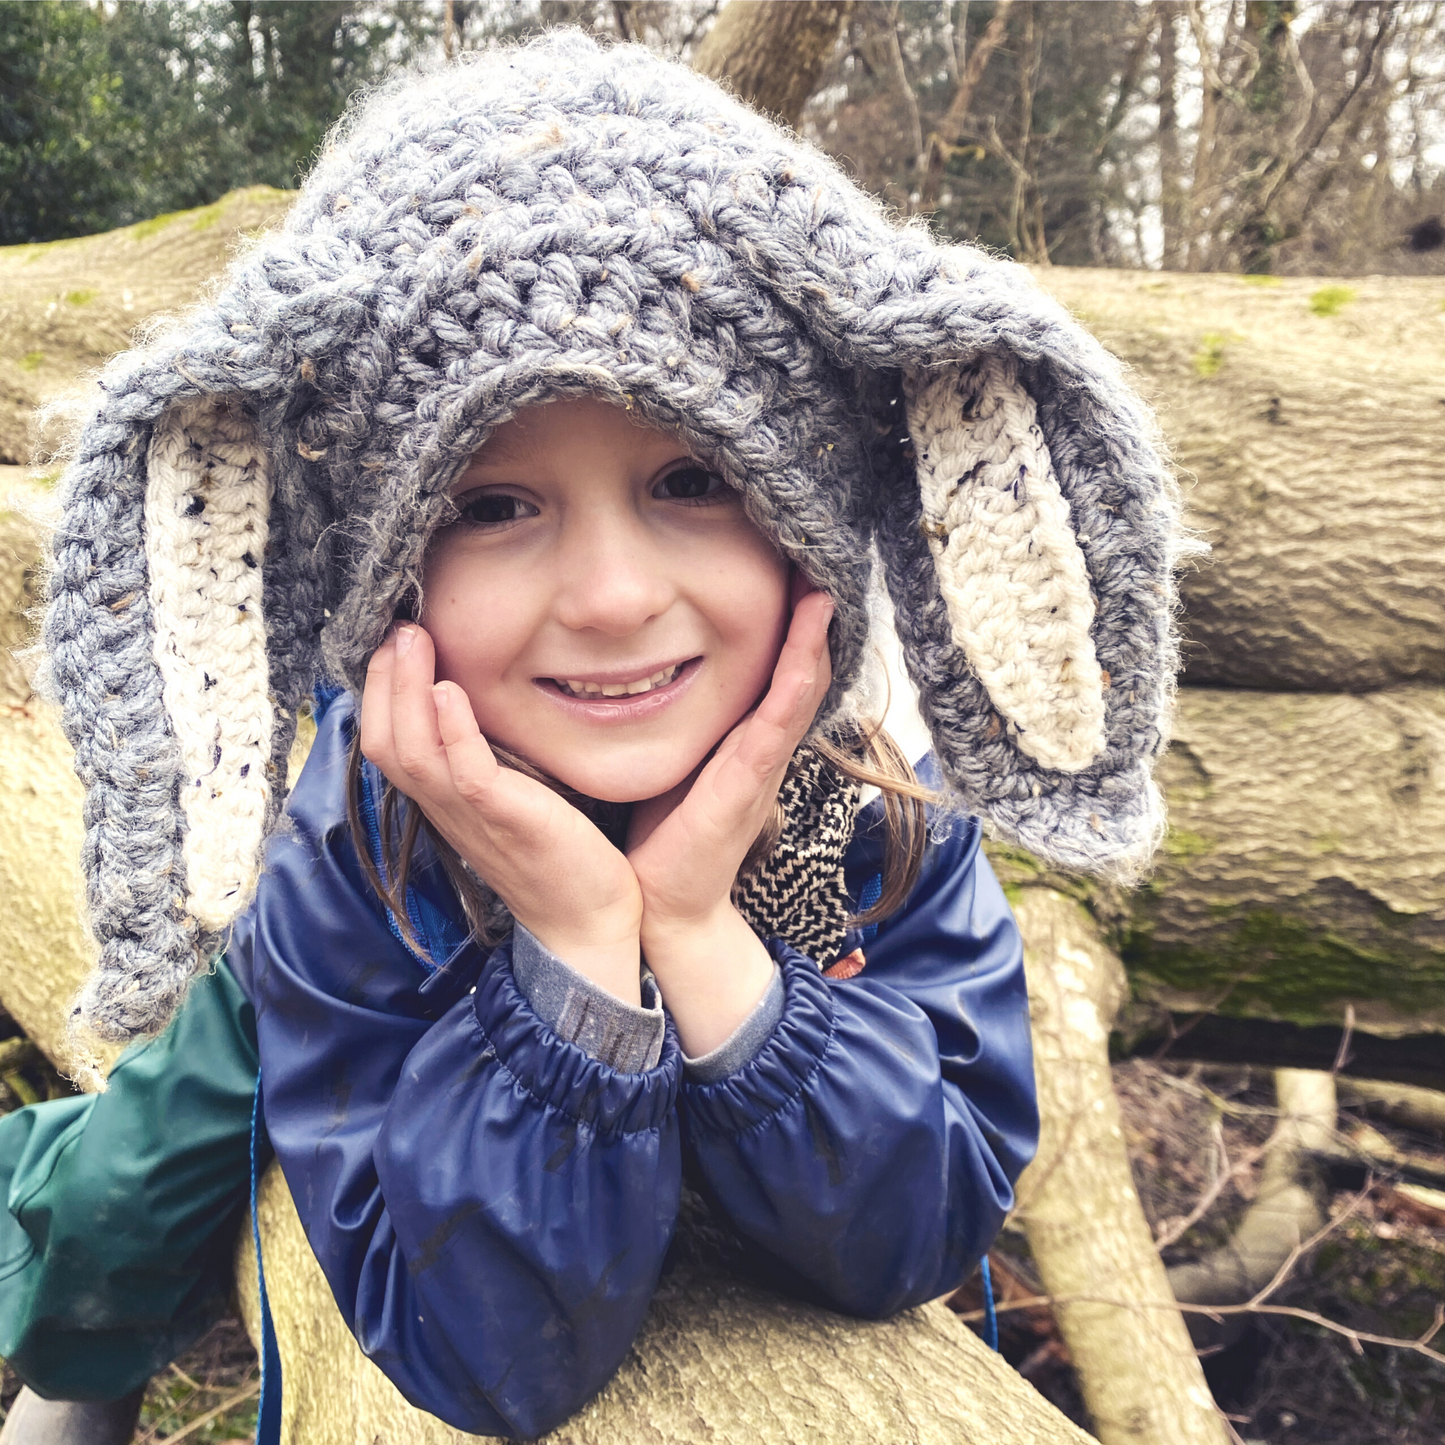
top-left (902, 355), bottom-right (1106, 774)
top-left (145, 396), bottom-right (274, 930)
top-left (44, 371), bottom-right (312, 1055)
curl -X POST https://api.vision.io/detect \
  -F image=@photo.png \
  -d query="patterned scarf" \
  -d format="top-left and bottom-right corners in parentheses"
top-left (733, 746), bottom-right (862, 967)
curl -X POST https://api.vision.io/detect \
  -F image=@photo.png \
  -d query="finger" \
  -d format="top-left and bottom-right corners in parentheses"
top-left (359, 630), bottom-right (399, 767)
top-left (431, 682), bottom-right (501, 803)
top-left (387, 624), bottom-right (447, 784)
top-left (748, 590), bottom-right (834, 747)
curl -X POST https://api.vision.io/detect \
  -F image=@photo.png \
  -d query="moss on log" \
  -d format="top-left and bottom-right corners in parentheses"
top-left (990, 685), bottom-right (1445, 1036)
top-left (0, 187), bottom-right (293, 465)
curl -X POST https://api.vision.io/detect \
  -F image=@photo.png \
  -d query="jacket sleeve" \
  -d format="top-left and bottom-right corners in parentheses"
top-left (678, 812), bottom-right (1037, 1319)
top-left (231, 737), bottom-right (683, 1440)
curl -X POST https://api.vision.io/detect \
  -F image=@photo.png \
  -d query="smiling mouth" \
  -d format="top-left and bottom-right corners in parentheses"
top-left (549, 662), bottom-right (687, 699)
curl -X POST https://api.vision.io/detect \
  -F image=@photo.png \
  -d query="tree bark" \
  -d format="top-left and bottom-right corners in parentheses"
top-left (6, 206), bottom-right (1442, 697)
top-left (1031, 265), bottom-right (1445, 691)
top-left (1013, 888), bottom-right (1228, 1445)
top-left (691, 0), bottom-right (853, 129)
top-left (232, 1160), bottom-right (1093, 1445)
top-left (918, 0), bottom-right (1015, 213)
top-left (991, 684), bottom-right (1445, 1040)
top-left (1155, 5), bottom-right (1184, 268)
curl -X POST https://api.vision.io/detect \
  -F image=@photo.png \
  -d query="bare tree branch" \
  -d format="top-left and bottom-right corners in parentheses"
top-left (918, 0), bottom-right (1015, 212)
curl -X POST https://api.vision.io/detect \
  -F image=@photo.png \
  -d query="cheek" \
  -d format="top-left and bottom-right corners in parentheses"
top-left (709, 535), bottom-right (793, 680)
top-left (420, 547), bottom-right (522, 694)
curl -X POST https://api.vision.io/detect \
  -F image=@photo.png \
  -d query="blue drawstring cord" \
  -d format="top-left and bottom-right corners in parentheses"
top-left (251, 1079), bottom-right (283, 1445)
top-left (857, 871), bottom-right (882, 944)
top-left (979, 1255), bottom-right (999, 1352)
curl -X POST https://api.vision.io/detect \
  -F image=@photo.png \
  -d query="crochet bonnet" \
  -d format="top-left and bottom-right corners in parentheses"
top-left (45, 30), bottom-right (1183, 1046)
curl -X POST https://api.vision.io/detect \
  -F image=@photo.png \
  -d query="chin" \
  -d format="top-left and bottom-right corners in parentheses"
top-left (549, 754), bottom-right (700, 805)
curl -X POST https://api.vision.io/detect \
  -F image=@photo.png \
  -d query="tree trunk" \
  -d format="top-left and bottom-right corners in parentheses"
top-left (6, 212), bottom-right (1442, 696)
top-left (1155, 5), bottom-right (1184, 269)
top-left (1030, 266), bottom-right (1445, 692)
top-left (1132, 685), bottom-right (1444, 1032)
top-left (1013, 888), bottom-right (1228, 1445)
top-left (691, 0), bottom-right (852, 129)
top-left (989, 684), bottom-right (1445, 1040)
top-left (232, 1160), bottom-right (1093, 1445)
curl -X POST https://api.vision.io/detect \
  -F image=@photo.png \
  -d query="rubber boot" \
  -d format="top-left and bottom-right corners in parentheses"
top-left (0, 1386), bottom-right (145, 1445)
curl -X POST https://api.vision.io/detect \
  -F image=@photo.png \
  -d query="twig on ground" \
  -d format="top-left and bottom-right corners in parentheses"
top-left (1331, 1003), bottom-right (1356, 1076)
top-left (1154, 1136), bottom-right (1275, 1249)
top-left (134, 1375), bottom-right (258, 1445)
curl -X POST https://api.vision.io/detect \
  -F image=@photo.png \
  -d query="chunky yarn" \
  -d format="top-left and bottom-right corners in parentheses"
top-left (45, 29), bottom-right (1184, 1046)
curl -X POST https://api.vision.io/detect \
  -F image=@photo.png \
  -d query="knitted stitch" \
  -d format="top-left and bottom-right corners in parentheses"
top-left (145, 398), bottom-right (274, 932)
top-left (904, 358), bottom-right (1106, 773)
top-left (44, 30), bottom-right (1183, 1047)
top-left (733, 747), bottom-right (860, 966)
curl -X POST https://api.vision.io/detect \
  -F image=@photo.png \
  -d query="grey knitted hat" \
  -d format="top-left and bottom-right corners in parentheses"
top-left (45, 30), bottom-right (1182, 1046)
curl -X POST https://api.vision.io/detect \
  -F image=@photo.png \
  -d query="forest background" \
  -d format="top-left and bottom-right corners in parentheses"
top-left (4, 0), bottom-right (1445, 279)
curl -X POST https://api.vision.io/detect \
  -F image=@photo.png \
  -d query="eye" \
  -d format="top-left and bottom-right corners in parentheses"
top-left (454, 492), bottom-right (539, 527)
top-left (654, 464), bottom-right (727, 503)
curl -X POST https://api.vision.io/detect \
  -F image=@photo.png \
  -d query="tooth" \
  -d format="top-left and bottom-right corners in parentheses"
top-left (600, 683), bottom-right (627, 697)
top-left (627, 677), bottom-right (652, 694)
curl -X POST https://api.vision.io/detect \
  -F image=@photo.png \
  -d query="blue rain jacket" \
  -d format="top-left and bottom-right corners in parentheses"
top-left (225, 695), bottom-right (1038, 1439)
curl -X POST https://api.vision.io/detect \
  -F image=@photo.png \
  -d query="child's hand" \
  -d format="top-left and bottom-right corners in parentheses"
top-left (361, 626), bottom-right (645, 1005)
top-left (625, 589), bottom-right (834, 1054)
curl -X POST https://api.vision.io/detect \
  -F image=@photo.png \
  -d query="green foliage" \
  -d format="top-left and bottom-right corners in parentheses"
top-left (62, 287), bottom-right (97, 306)
top-left (1192, 331), bottom-right (1238, 378)
top-left (1309, 284), bottom-right (1357, 317)
top-left (18, 351), bottom-right (43, 373)
top-left (0, 0), bottom-right (435, 245)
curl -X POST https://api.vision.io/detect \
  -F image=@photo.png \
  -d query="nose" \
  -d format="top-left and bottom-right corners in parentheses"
top-left (551, 509), bottom-right (675, 636)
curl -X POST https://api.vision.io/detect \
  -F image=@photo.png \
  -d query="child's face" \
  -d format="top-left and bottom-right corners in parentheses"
top-left (422, 397), bottom-right (793, 804)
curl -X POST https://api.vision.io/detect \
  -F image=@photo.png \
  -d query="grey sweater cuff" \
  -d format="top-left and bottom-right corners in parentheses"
top-left (682, 964), bottom-right (785, 1084)
top-left (510, 924), bottom-right (665, 1073)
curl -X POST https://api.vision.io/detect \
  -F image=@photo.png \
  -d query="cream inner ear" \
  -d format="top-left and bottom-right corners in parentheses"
top-left (903, 357), bottom-right (1106, 773)
top-left (146, 397), bottom-right (273, 930)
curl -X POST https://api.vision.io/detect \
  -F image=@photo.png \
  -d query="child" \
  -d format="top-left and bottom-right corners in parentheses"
top-left (3, 29), bottom-right (1181, 1442)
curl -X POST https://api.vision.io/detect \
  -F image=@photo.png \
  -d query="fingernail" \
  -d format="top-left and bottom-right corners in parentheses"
top-left (395, 625), bottom-right (415, 657)
top-left (432, 684), bottom-right (448, 710)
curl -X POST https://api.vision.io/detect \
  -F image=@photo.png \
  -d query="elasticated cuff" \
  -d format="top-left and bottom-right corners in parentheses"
top-left (681, 943), bottom-right (838, 1137)
top-left (472, 941), bottom-right (680, 1136)
top-left (682, 964), bottom-right (785, 1083)
top-left (510, 924), bottom-right (665, 1073)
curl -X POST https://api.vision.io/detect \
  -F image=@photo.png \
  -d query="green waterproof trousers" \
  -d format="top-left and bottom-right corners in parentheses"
top-left (0, 962), bottom-right (257, 1400)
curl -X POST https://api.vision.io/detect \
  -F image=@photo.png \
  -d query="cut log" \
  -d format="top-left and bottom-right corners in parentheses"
top-left (1166, 1069), bottom-right (1334, 1342)
top-left (990, 684), bottom-right (1445, 1038)
top-left (1032, 267), bottom-right (1445, 692)
top-left (6, 206), bottom-right (1442, 694)
top-left (0, 188), bottom-right (293, 466)
top-left (1013, 887), bottom-right (1227, 1445)
top-left (1338, 1077), bottom-right (1445, 1136)
top-left (3, 684), bottom-right (1438, 1071)
top-left (232, 1161), bottom-right (1093, 1445)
